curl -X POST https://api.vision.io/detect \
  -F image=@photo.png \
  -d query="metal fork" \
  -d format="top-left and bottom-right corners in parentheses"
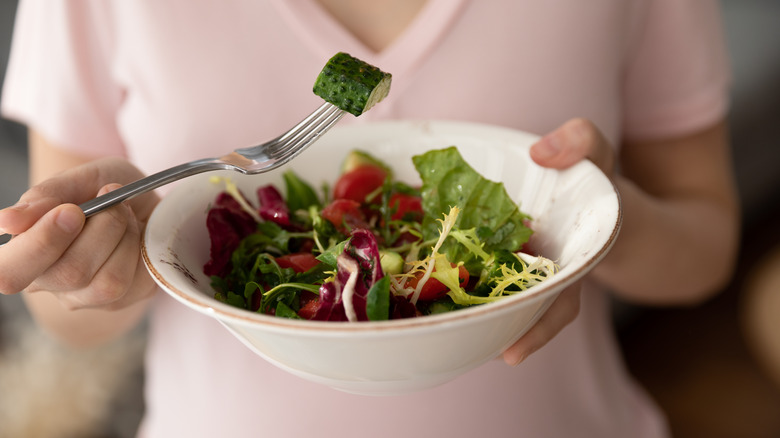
top-left (79, 102), bottom-right (345, 217)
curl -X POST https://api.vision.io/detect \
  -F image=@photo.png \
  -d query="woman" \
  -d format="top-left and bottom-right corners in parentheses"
top-left (0, 1), bottom-right (739, 436)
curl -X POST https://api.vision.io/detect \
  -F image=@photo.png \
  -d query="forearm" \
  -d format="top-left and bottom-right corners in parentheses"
top-left (20, 250), bottom-right (158, 348)
top-left (22, 289), bottom-right (152, 348)
top-left (592, 175), bottom-right (740, 305)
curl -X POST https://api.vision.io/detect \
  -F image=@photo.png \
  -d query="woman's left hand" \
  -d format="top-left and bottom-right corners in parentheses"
top-left (502, 118), bottom-right (615, 365)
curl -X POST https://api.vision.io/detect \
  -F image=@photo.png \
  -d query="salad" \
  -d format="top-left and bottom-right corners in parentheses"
top-left (203, 147), bottom-right (556, 322)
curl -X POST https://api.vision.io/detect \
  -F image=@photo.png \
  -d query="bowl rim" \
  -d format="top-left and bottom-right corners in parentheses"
top-left (142, 119), bottom-right (622, 334)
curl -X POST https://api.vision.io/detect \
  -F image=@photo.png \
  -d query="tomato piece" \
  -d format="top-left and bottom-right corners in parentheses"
top-left (321, 199), bottom-right (369, 231)
top-left (333, 165), bottom-right (387, 204)
top-left (275, 253), bottom-right (320, 273)
top-left (392, 231), bottom-right (421, 246)
top-left (406, 264), bottom-right (470, 301)
top-left (297, 291), bottom-right (320, 320)
top-left (250, 289), bottom-right (263, 312)
top-left (388, 193), bottom-right (423, 221)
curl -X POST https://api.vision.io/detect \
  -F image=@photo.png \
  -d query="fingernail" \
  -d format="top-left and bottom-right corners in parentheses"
top-left (0, 201), bottom-right (29, 215)
top-left (532, 134), bottom-right (561, 160)
top-left (506, 353), bottom-right (526, 367)
top-left (0, 203), bottom-right (26, 234)
top-left (10, 201), bottom-right (31, 211)
top-left (55, 207), bottom-right (83, 233)
top-left (97, 184), bottom-right (120, 196)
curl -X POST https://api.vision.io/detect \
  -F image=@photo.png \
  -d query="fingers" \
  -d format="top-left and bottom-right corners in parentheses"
top-left (0, 181), bottom-right (152, 313)
top-left (0, 194), bottom-right (68, 236)
top-left (502, 282), bottom-right (581, 366)
top-left (0, 157), bottom-right (160, 322)
top-left (0, 163), bottom-right (101, 236)
top-left (529, 118), bottom-right (615, 175)
top-left (54, 200), bottom-right (147, 309)
top-left (0, 203), bottom-right (85, 294)
top-left (0, 157), bottom-right (157, 236)
top-left (32, 185), bottom-right (132, 293)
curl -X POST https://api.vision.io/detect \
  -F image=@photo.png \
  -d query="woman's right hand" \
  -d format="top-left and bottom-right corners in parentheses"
top-left (0, 156), bottom-right (160, 345)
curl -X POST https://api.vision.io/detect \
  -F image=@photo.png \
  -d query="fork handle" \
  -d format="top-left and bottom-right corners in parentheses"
top-left (79, 158), bottom-right (227, 217)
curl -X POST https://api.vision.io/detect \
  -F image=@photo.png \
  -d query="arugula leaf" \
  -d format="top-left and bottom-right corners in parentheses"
top-left (275, 301), bottom-right (302, 319)
top-left (425, 297), bottom-right (463, 315)
top-left (214, 290), bottom-right (248, 309)
top-left (283, 170), bottom-right (321, 213)
top-left (366, 276), bottom-right (390, 321)
top-left (262, 282), bottom-right (321, 312)
top-left (310, 206), bottom-right (346, 255)
top-left (315, 238), bottom-right (349, 268)
top-left (412, 147), bottom-right (532, 264)
top-left (253, 221), bottom-right (293, 253)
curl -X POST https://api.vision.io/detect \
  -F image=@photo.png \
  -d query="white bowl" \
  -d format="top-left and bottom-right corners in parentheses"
top-left (142, 120), bottom-right (621, 396)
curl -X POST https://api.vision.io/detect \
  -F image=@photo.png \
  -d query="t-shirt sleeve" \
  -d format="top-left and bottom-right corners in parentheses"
top-left (1, 0), bottom-right (126, 157)
top-left (621, 0), bottom-right (731, 141)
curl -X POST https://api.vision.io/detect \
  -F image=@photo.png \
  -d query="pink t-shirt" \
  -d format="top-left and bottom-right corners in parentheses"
top-left (2, 1), bottom-right (729, 437)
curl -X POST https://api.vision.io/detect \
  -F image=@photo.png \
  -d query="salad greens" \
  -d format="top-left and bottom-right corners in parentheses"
top-left (204, 147), bottom-right (556, 322)
top-left (413, 147), bottom-right (533, 273)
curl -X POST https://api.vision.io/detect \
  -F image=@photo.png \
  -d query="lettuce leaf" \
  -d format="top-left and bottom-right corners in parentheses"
top-left (412, 147), bottom-right (532, 265)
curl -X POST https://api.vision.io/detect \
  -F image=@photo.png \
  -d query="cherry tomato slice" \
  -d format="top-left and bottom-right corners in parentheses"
top-left (297, 291), bottom-right (320, 320)
top-left (275, 253), bottom-right (320, 273)
top-left (406, 264), bottom-right (470, 301)
top-left (333, 165), bottom-right (387, 204)
top-left (389, 192), bottom-right (423, 221)
top-left (321, 199), bottom-right (368, 231)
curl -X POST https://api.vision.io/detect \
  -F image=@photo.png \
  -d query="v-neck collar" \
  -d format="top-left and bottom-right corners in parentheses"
top-left (272, 0), bottom-right (469, 84)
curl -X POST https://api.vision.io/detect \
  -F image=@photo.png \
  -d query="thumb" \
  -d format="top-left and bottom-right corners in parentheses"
top-left (0, 161), bottom-right (109, 235)
top-left (0, 196), bottom-right (64, 236)
top-left (529, 118), bottom-right (615, 176)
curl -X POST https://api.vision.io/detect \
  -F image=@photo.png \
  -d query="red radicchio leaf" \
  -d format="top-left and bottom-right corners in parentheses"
top-left (311, 229), bottom-right (384, 322)
top-left (257, 185), bottom-right (291, 227)
top-left (203, 192), bottom-right (257, 277)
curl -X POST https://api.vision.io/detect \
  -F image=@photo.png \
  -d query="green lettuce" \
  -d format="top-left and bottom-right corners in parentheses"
top-left (412, 147), bottom-right (532, 267)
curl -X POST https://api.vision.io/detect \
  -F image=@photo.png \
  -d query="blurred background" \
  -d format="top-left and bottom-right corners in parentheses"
top-left (1, 1), bottom-right (779, 437)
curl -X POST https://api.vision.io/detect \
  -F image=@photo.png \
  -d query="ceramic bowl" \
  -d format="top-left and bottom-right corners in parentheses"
top-left (142, 120), bottom-right (621, 395)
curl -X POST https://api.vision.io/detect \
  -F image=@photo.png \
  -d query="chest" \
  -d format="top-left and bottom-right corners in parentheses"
top-left (313, 0), bottom-right (428, 53)
top-left (109, 0), bottom-right (635, 174)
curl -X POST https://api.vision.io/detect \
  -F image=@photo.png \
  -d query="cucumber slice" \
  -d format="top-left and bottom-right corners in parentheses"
top-left (313, 52), bottom-right (392, 116)
top-left (379, 250), bottom-right (404, 275)
top-left (340, 149), bottom-right (392, 175)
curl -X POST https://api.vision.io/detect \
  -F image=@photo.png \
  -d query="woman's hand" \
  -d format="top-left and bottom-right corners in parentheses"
top-left (0, 145), bottom-right (161, 346)
top-left (503, 118), bottom-right (617, 365)
top-left (503, 116), bottom-right (740, 365)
